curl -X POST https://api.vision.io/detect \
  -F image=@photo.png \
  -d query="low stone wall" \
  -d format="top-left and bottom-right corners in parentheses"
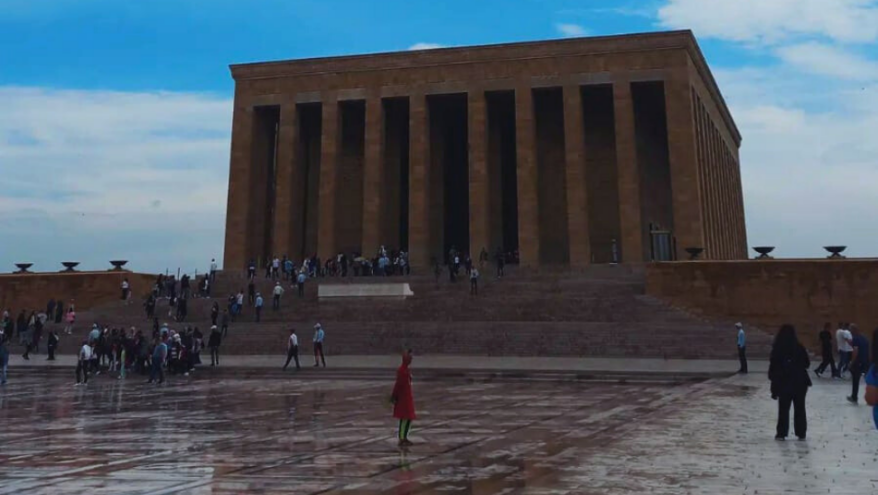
top-left (0, 271), bottom-right (156, 313)
top-left (645, 259), bottom-right (878, 350)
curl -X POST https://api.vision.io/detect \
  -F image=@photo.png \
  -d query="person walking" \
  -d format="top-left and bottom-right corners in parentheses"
top-left (121, 278), bottom-right (131, 304)
top-left (391, 350), bottom-right (416, 447)
top-left (736, 323), bottom-right (748, 374)
top-left (47, 329), bottom-right (59, 361)
top-left (254, 293), bottom-right (264, 322)
top-left (220, 309), bottom-right (230, 338)
top-left (313, 323), bottom-right (326, 367)
top-left (149, 335), bottom-right (168, 384)
top-left (768, 324), bottom-right (812, 441)
top-left (837, 323), bottom-right (853, 378)
top-left (847, 324), bottom-right (871, 404)
top-left (208, 325), bottom-right (222, 366)
top-left (864, 329), bottom-right (878, 429)
top-left (75, 340), bottom-right (91, 385)
top-left (282, 328), bottom-right (301, 371)
top-left (815, 322), bottom-right (838, 378)
top-left (64, 308), bottom-right (75, 335)
top-left (470, 267), bottom-right (480, 296)
top-left (210, 302), bottom-right (219, 326)
top-left (272, 282), bottom-right (284, 310)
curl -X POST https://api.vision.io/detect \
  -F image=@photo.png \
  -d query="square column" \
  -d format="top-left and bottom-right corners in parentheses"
top-left (223, 102), bottom-right (254, 270)
top-left (515, 85), bottom-right (540, 267)
top-left (408, 93), bottom-right (431, 268)
top-left (272, 103), bottom-right (301, 260)
top-left (664, 71), bottom-right (704, 259)
top-left (468, 89), bottom-right (490, 257)
top-left (317, 94), bottom-right (340, 260)
top-left (361, 93), bottom-right (385, 257)
top-left (562, 84), bottom-right (591, 267)
top-left (613, 80), bottom-right (643, 262)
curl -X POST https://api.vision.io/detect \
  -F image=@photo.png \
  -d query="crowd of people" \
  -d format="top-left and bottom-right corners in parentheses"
top-left (757, 322), bottom-right (878, 440)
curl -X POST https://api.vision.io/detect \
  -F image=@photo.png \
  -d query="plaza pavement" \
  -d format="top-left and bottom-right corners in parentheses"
top-left (0, 358), bottom-right (874, 494)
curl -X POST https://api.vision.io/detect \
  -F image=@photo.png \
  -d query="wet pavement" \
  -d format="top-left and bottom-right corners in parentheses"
top-left (0, 370), bottom-right (874, 494)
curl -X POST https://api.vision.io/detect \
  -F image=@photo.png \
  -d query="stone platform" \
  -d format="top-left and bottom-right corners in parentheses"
top-left (0, 370), bottom-right (874, 494)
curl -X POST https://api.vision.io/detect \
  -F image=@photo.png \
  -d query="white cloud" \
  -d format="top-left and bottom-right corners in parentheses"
top-left (0, 86), bottom-right (232, 273)
top-left (775, 42), bottom-right (878, 80)
top-left (408, 42), bottom-right (445, 50)
top-left (713, 68), bottom-right (878, 257)
top-left (555, 23), bottom-right (588, 38)
top-left (659, 0), bottom-right (878, 44)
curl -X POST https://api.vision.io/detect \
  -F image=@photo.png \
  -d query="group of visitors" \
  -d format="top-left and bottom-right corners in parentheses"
top-left (760, 322), bottom-right (878, 440)
top-left (74, 322), bottom-right (223, 385)
top-left (1, 301), bottom-right (72, 362)
top-left (281, 323), bottom-right (327, 371)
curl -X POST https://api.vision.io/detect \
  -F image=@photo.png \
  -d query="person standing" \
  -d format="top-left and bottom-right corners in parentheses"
top-left (121, 278), bottom-right (131, 304)
top-left (75, 340), bottom-right (91, 385)
top-left (391, 350), bottom-right (416, 447)
top-left (313, 323), bottom-right (326, 367)
top-left (283, 328), bottom-right (301, 371)
top-left (210, 302), bottom-right (219, 326)
top-left (208, 325), bottom-right (222, 366)
top-left (47, 329), bottom-right (59, 361)
top-left (254, 293), bottom-right (264, 322)
top-left (815, 322), bottom-right (838, 378)
top-left (837, 323), bottom-right (853, 378)
top-left (768, 324), bottom-right (812, 441)
top-left (248, 280), bottom-right (256, 306)
top-left (470, 267), bottom-right (480, 296)
top-left (847, 324), bottom-right (871, 404)
top-left (736, 323), bottom-right (748, 374)
top-left (495, 247), bottom-right (505, 278)
top-left (273, 282), bottom-right (284, 310)
top-left (209, 258), bottom-right (218, 283)
top-left (297, 271), bottom-right (306, 297)
top-left (0, 329), bottom-right (9, 385)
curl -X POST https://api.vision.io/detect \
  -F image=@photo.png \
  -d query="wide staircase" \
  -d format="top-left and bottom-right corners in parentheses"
top-left (57, 265), bottom-right (773, 359)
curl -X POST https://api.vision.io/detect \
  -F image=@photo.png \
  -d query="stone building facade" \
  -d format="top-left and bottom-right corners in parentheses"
top-left (223, 30), bottom-right (747, 269)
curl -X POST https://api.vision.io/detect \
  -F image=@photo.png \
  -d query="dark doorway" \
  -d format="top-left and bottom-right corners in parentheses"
top-left (383, 97), bottom-right (410, 251)
top-left (297, 103), bottom-right (322, 260)
top-left (632, 81), bottom-right (673, 261)
top-left (486, 91), bottom-right (519, 257)
top-left (250, 105), bottom-right (280, 267)
top-left (428, 94), bottom-right (469, 262)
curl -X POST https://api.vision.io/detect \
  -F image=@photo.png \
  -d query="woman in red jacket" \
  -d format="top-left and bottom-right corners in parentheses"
top-left (391, 350), bottom-right (416, 446)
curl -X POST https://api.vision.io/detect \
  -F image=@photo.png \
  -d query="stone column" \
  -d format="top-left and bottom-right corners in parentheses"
top-left (664, 71), bottom-right (704, 260)
top-left (515, 85), bottom-right (540, 266)
top-left (563, 84), bottom-right (590, 267)
top-left (361, 93), bottom-right (384, 258)
top-left (408, 93), bottom-right (431, 268)
top-left (613, 80), bottom-right (643, 262)
top-left (223, 101), bottom-right (254, 271)
top-left (468, 89), bottom-right (490, 258)
top-left (272, 103), bottom-right (300, 260)
top-left (317, 94), bottom-right (340, 260)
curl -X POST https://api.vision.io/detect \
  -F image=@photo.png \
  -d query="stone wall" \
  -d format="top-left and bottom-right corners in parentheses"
top-left (645, 260), bottom-right (878, 350)
top-left (0, 272), bottom-right (156, 314)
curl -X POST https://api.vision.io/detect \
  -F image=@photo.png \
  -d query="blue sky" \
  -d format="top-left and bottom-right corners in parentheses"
top-left (2, 0), bottom-right (878, 273)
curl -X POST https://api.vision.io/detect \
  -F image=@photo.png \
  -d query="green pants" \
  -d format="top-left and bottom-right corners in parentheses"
top-left (398, 419), bottom-right (412, 440)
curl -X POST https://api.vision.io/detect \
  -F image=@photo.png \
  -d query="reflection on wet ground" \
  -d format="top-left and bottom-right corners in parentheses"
top-left (0, 371), bottom-right (873, 494)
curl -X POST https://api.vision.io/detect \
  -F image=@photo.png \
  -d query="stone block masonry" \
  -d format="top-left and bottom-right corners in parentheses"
top-left (224, 30), bottom-right (746, 270)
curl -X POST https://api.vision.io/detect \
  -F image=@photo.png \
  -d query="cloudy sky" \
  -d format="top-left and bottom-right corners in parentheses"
top-left (1, 0), bottom-right (877, 273)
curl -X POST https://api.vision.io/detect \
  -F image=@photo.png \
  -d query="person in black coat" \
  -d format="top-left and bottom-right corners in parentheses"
top-left (768, 324), bottom-right (812, 440)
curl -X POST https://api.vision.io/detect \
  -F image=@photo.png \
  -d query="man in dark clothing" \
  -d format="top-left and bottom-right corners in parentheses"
top-left (815, 323), bottom-right (838, 378)
top-left (47, 299), bottom-right (56, 320)
top-left (47, 330), bottom-right (59, 360)
top-left (54, 301), bottom-right (64, 324)
top-left (848, 325), bottom-right (871, 404)
top-left (16, 311), bottom-right (26, 342)
top-left (220, 309), bottom-right (230, 338)
top-left (248, 280), bottom-right (256, 306)
top-left (495, 247), bottom-right (505, 278)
